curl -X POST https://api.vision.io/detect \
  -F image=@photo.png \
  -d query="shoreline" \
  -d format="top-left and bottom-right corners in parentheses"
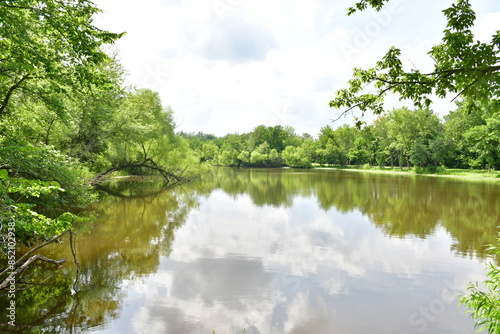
top-left (312, 166), bottom-right (500, 182)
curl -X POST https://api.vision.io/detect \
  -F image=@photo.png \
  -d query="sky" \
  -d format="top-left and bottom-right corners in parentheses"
top-left (92, 0), bottom-right (500, 137)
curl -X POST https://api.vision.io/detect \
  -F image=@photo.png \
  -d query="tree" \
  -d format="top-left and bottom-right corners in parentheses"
top-left (201, 142), bottom-right (220, 164)
top-left (250, 142), bottom-right (270, 167)
top-left (237, 150), bottom-right (250, 166)
top-left (82, 88), bottom-right (199, 186)
top-left (0, 0), bottom-right (124, 118)
top-left (249, 125), bottom-right (297, 152)
top-left (218, 147), bottom-right (239, 166)
top-left (316, 126), bottom-right (337, 165)
top-left (384, 108), bottom-right (440, 168)
top-left (282, 145), bottom-right (311, 168)
top-left (334, 125), bottom-right (357, 166)
top-left (463, 117), bottom-right (500, 170)
top-left (410, 140), bottom-right (431, 168)
top-left (330, 0), bottom-right (500, 119)
top-left (65, 56), bottom-right (127, 167)
top-left (268, 148), bottom-right (283, 167)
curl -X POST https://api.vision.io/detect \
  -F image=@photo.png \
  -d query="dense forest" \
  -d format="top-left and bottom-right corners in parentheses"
top-left (181, 100), bottom-right (500, 171)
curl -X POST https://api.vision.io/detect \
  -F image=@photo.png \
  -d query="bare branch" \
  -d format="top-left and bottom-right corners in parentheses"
top-left (0, 229), bottom-right (71, 278)
top-left (451, 79), bottom-right (479, 102)
top-left (0, 255), bottom-right (66, 290)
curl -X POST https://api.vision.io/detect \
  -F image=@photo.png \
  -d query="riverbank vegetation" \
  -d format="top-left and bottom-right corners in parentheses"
top-left (0, 0), bottom-right (203, 290)
top-left (181, 101), bottom-right (500, 176)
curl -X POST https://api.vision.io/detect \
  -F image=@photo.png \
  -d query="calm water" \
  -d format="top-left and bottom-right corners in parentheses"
top-left (2, 168), bottom-right (500, 334)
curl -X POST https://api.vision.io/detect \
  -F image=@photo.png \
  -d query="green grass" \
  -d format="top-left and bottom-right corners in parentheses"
top-left (312, 164), bottom-right (500, 182)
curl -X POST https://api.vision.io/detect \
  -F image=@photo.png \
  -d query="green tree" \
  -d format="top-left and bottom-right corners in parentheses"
top-left (218, 147), bottom-right (239, 167)
top-left (410, 140), bottom-right (431, 168)
top-left (64, 56), bottom-right (126, 168)
top-left (268, 148), bottom-right (283, 167)
top-left (250, 142), bottom-right (270, 167)
top-left (282, 145), bottom-right (311, 168)
top-left (460, 238), bottom-right (500, 334)
top-left (443, 102), bottom-right (485, 167)
top-left (330, 0), bottom-right (500, 118)
top-left (316, 126), bottom-right (337, 165)
top-left (463, 117), bottom-right (500, 170)
top-left (385, 108), bottom-right (440, 168)
top-left (237, 150), bottom-right (250, 166)
top-left (349, 126), bottom-right (378, 166)
top-left (334, 125), bottom-right (357, 166)
top-left (249, 125), bottom-right (298, 152)
top-left (201, 142), bottom-right (220, 164)
top-left (0, 0), bottom-right (124, 118)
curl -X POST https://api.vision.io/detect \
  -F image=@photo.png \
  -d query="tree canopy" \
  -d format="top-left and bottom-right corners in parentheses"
top-left (330, 0), bottom-right (500, 122)
top-left (0, 0), bottom-right (125, 117)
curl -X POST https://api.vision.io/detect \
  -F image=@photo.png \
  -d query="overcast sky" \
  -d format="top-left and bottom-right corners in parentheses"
top-left (92, 0), bottom-right (500, 137)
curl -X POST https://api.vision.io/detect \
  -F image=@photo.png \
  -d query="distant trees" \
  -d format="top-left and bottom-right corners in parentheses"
top-left (181, 125), bottom-right (311, 168)
top-left (182, 103), bottom-right (500, 171)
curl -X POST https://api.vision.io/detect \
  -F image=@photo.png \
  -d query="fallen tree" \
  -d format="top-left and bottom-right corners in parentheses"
top-left (88, 157), bottom-right (192, 188)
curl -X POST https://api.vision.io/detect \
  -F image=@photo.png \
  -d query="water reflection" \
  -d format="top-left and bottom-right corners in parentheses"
top-left (1, 169), bottom-right (498, 333)
top-left (0, 184), bottom-right (200, 333)
top-left (209, 168), bottom-right (500, 258)
top-left (107, 189), bottom-right (484, 333)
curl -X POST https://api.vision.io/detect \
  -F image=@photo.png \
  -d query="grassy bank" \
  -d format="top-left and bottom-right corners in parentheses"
top-left (312, 164), bottom-right (500, 182)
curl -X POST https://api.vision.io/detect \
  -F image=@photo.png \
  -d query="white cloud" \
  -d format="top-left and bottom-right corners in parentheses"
top-left (473, 11), bottom-right (500, 43)
top-left (93, 0), bottom-right (500, 136)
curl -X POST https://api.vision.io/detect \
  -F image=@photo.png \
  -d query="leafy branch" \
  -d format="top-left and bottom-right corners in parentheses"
top-left (330, 0), bottom-right (500, 120)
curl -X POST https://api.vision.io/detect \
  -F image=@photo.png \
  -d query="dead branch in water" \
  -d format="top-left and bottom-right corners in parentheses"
top-left (0, 229), bottom-right (72, 291)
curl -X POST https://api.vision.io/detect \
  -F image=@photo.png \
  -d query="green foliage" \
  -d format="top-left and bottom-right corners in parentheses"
top-left (0, 0), bottom-right (202, 245)
top-left (347, 0), bottom-right (390, 15)
top-left (268, 148), bottom-right (283, 167)
top-left (217, 148), bottom-right (238, 167)
top-left (250, 150), bottom-right (268, 167)
top-left (460, 238), bottom-right (500, 333)
top-left (0, 0), bottom-right (124, 117)
top-left (182, 102), bottom-right (500, 171)
top-left (0, 143), bottom-right (95, 208)
top-left (202, 142), bottom-right (220, 164)
top-left (331, 0), bottom-right (500, 118)
top-left (0, 170), bottom-right (78, 242)
top-left (249, 125), bottom-right (296, 152)
top-left (282, 145), bottom-right (311, 168)
top-left (444, 101), bottom-right (500, 170)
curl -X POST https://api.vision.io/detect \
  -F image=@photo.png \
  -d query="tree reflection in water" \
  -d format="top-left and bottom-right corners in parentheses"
top-left (1, 169), bottom-right (499, 333)
top-left (0, 180), bottom-right (201, 333)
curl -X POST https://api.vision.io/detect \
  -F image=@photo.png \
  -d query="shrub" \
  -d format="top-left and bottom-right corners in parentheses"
top-left (460, 237), bottom-right (500, 333)
top-left (0, 144), bottom-right (95, 208)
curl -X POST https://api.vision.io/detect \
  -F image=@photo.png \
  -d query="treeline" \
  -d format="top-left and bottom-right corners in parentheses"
top-left (0, 2), bottom-right (200, 246)
top-left (181, 101), bottom-right (500, 171)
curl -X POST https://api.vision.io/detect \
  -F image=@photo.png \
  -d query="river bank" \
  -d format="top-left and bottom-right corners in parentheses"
top-left (312, 165), bottom-right (500, 182)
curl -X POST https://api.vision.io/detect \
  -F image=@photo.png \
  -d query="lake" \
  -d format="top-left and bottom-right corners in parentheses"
top-left (2, 168), bottom-right (499, 333)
